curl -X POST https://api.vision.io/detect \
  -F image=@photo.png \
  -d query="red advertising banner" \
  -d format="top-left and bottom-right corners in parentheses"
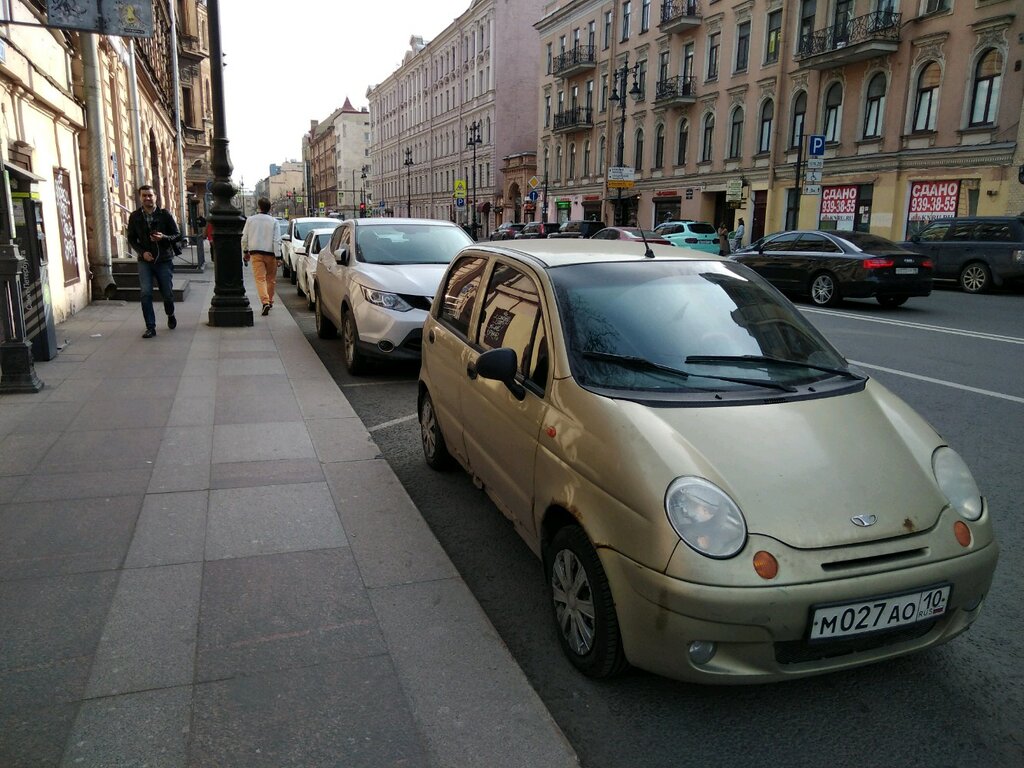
top-left (820, 185), bottom-right (857, 221)
top-left (908, 180), bottom-right (959, 221)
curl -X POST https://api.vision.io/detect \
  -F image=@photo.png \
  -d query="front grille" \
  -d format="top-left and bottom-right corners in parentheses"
top-left (775, 620), bottom-right (936, 665)
top-left (400, 294), bottom-right (432, 311)
top-left (821, 547), bottom-right (929, 572)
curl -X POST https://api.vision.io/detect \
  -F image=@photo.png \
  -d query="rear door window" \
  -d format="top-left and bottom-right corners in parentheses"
top-left (948, 221), bottom-right (977, 241)
top-left (477, 263), bottom-right (548, 390)
top-left (763, 232), bottom-right (803, 252)
top-left (973, 221), bottom-right (1014, 242)
top-left (918, 222), bottom-right (951, 242)
top-left (439, 256), bottom-right (488, 338)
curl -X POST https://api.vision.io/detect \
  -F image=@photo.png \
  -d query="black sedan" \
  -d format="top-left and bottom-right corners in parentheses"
top-left (730, 230), bottom-right (933, 307)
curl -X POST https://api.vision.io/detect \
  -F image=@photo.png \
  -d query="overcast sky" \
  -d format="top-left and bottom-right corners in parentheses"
top-left (219, 0), bottom-right (473, 190)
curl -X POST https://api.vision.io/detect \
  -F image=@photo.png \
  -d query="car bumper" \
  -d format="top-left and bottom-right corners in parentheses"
top-left (841, 275), bottom-right (932, 298)
top-left (352, 301), bottom-right (428, 360)
top-left (599, 539), bottom-right (997, 684)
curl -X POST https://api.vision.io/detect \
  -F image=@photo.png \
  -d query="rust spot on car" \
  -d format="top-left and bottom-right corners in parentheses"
top-left (903, 518), bottom-right (916, 533)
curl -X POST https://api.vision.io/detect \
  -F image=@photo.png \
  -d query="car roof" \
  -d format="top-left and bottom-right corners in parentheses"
top-left (471, 238), bottom-right (723, 267)
top-left (350, 217), bottom-right (462, 228)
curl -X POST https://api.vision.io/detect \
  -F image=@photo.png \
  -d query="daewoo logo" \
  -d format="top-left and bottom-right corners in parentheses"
top-left (851, 514), bottom-right (878, 527)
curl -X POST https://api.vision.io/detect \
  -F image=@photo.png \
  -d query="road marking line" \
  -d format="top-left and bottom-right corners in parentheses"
top-left (368, 413), bottom-right (418, 432)
top-left (803, 308), bottom-right (1024, 345)
top-left (852, 361), bottom-right (1024, 405)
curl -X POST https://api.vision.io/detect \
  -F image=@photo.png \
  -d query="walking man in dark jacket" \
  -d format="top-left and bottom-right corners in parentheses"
top-left (127, 185), bottom-right (180, 338)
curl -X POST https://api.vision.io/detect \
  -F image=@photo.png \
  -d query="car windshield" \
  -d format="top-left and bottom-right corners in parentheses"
top-left (295, 219), bottom-right (336, 239)
top-left (355, 223), bottom-right (472, 265)
top-left (550, 260), bottom-right (856, 399)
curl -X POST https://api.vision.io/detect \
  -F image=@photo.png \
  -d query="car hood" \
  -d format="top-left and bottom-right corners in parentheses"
top-left (614, 381), bottom-right (948, 549)
top-left (352, 262), bottom-right (447, 297)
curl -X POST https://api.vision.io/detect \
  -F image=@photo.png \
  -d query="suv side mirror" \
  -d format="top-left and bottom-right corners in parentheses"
top-left (281, 234), bottom-right (291, 242)
top-left (474, 348), bottom-right (525, 400)
top-left (335, 247), bottom-right (349, 265)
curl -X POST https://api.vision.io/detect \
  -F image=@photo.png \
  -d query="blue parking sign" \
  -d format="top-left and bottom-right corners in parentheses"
top-left (808, 135), bottom-right (826, 156)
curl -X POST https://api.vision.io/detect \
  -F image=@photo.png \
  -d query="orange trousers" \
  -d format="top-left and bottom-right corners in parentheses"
top-left (250, 254), bottom-right (278, 307)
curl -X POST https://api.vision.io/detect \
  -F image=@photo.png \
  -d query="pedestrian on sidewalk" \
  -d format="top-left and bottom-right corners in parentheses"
top-left (732, 218), bottom-right (745, 251)
top-left (241, 197), bottom-right (282, 316)
top-left (127, 185), bottom-right (180, 338)
top-left (717, 223), bottom-right (731, 256)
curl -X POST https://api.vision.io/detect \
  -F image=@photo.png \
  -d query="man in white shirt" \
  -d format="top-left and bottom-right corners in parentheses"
top-left (241, 197), bottom-right (282, 316)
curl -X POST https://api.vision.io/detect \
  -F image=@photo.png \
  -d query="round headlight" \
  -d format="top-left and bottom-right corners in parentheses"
top-left (665, 477), bottom-right (747, 559)
top-left (932, 447), bottom-right (983, 521)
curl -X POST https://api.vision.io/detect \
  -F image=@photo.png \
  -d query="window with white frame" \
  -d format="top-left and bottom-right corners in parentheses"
top-left (969, 49), bottom-right (1002, 127)
top-left (677, 120), bottom-right (689, 165)
top-left (758, 100), bottom-right (773, 153)
top-left (701, 114), bottom-right (714, 161)
top-left (790, 91), bottom-right (807, 147)
top-left (913, 62), bottom-right (940, 132)
top-left (862, 73), bottom-right (885, 138)
top-left (707, 33), bottom-right (720, 79)
top-left (823, 82), bottom-right (843, 141)
top-left (654, 124), bottom-right (665, 168)
top-left (569, 144), bottom-right (577, 180)
top-left (736, 22), bottom-right (751, 72)
top-left (622, 1), bottom-right (631, 41)
top-left (641, 0), bottom-right (651, 32)
top-left (634, 129), bottom-right (644, 170)
top-left (604, 10), bottom-right (613, 49)
top-left (765, 10), bottom-right (782, 64)
top-left (728, 108), bottom-right (744, 159)
top-left (583, 140), bottom-right (591, 176)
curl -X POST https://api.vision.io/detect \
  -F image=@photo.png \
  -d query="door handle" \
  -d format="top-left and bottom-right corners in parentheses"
top-left (466, 361), bottom-right (478, 380)
top-left (428, 329), bottom-right (435, 344)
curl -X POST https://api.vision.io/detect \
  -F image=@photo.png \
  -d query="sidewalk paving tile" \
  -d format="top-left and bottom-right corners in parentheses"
top-left (0, 432), bottom-right (60, 475)
top-left (0, 496), bottom-right (142, 579)
top-left (61, 686), bottom-right (192, 768)
top-left (195, 548), bottom-right (383, 680)
top-left (211, 422), bottom-right (315, 464)
top-left (4, 401), bottom-right (85, 434)
top-left (88, 376), bottom-right (180, 401)
top-left (209, 458), bottom-right (324, 490)
top-left (218, 358), bottom-right (286, 377)
top-left (13, 469), bottom-right (153, 504)
top-left (38, 427), bottom-right (163, 472)
top-left (289, 378), bottom-right (358, 420)
top-left (169, 395), bottom-right (215, 427)
top-left (67, 397), bottom-right (173, 431)
top-left (0, 704), bottom-right (78, 768)
top-left (205, 482), bottom-right (346, 560)
top-left (126, 491), bottom-right (209, 568)
top-left (188, 659), bottom-right (427, 768)
top-left (307, 418), bottom-right (381, 464)
top-left (85, 563), bottom-right (202, 698)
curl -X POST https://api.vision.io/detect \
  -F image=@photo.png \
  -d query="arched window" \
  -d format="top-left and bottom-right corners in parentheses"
top-left (913, 62), bottom-right (940, 132)
top-left (654, 124), bottom-right (665, 168)
top-left (555, 145), bottom-right (563, 180)
top-left (823, 82), bottom-right (843, 142)
top-left (543, 148), bottom-right (550, 180)
top-left (790, 91), bottom-right (806, 147)
top-left (860, 73), bottom-right (885, 139)
top-left (633, 129), bottom-right (644, 171)
top-left (758, 100), bottom-right (773, 154)
top-left (969, 49), bottom-right (1002, 127)
top-left (701, 114), bottom-right (714, 162)
top-left (676, 120), bottom-right (688, 165)
top-left (728, 107), bottom-right (744, 159)
top-left (568, 143), bottom-right (577, 180)
top-left (597, 135), bottom-right (606, 174)
top-left (583, 140), bottom-right (591, 176)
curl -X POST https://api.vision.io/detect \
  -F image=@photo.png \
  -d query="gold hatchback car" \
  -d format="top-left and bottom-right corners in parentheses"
top-left (417, 239), bottom-right (998, 684)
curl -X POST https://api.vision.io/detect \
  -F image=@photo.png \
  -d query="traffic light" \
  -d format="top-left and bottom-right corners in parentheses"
top-left (359, 202), bottom-right (366, 217)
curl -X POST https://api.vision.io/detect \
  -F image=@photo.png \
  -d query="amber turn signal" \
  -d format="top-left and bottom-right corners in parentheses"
top-left (954, 521), bottom-right (972, 548)
top-left (753, 550), bottom-right (779, 580)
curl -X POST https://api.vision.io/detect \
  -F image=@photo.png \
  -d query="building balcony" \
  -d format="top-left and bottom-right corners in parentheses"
top-left (659, 1), bottom-right (702, 34)
top-left (553, 45), bottom-right (597, 78)
top-left (795, 11), bottom-right (901, 69)
top-left (654, 75), bottom-right (697, 106)
top-left (178, 34), bottom-right (207, 62)
top-left (183, 125), bottom-right (210, 150)
top-left (553, 106), bottom-right (594, 133)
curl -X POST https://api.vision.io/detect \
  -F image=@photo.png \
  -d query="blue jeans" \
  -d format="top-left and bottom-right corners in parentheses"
top-left (138, 258), bottom-right (175, 330)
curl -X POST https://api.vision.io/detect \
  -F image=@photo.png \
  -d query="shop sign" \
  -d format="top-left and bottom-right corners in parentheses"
top-left (726, 178), bottom-right (743, 202)
top-left (655, 190), bottom-right (678, 197)
top-left (583, 195), bottom-right (601, 201)
top-left (820, 185), bottom-right (857, 221)
top-left (908, 180), bottom-right (959, 221)
top-left (48, 1), bottom-right (154, 37)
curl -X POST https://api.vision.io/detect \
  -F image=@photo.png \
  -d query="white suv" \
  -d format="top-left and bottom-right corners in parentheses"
top-left (314, 218), bottom-right (473, 374)
top-left (281, 217), bottom-right (337, 280)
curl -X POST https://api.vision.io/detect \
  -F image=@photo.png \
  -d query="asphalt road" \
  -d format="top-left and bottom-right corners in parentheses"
top-left (281, 277), bottom-right (1023, 768)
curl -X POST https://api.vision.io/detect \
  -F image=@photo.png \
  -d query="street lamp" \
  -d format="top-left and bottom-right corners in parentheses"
top-left (403, 148), bottom-right (413, 218)
top-left (608, 54), bottom-right (642, 227)
top-left (466, 120), bottom-right (482, 240)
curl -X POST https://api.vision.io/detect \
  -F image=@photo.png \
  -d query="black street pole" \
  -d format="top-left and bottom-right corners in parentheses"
top-left (206, 0), bottom-right (253, 327)
top-left (611, 54), bottom-right (639, 227)
top-left (0, 168), bottom-right (42, 392)
top-left (467, 121), bottom-right (481, 240)
top-left (403, 148), bottom-right (413, 218)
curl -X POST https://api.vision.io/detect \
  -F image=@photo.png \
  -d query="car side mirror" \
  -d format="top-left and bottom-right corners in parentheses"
top-left (281, 234), bottom-right (291, 242)
top-left (334, 247), bottom-right (349, 265)
top-left (475, 348), bottom-right (525, 400)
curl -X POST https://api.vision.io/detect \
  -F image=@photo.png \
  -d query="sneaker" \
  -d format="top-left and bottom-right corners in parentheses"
top-left (167, 314), bottom-right (177, 329)
top-left (142, 328), bottom-right (156, 339)
top-left (261, 304), bottom-right (271, 316)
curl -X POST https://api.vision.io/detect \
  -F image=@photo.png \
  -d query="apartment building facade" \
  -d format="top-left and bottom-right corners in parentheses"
top-left (536, 0), bottom-right (1022, 243)
top-left (366, 0), bottom-right (545, 234)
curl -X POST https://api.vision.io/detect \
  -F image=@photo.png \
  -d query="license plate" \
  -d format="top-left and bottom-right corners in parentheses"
top-left (809, 585), bottom-right (951, 641)
top-left (895, 267), bottom-right (918, 274)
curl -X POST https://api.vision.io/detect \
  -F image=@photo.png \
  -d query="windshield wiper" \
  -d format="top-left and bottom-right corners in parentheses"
top-left (685, 354), bottom-right (863, 380)
top-left (581, 350), bottom-right (797, 392)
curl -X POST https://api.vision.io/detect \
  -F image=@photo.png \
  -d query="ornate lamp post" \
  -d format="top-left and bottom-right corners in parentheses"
top-left (608, 54), bottom-right (641, 227)
top-left (0, 169), bottom-right (42, 392)
top-left (466, 120), bottom-right (482, 240)
top-left (206, 0), bottom-right (252, 326)
top-left (360, 165), bottom-right (369, 217)
top-left (403, 148), bottom-right (413, 218)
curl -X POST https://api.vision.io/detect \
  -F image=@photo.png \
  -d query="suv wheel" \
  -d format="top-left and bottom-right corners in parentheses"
top-left (314, 292), bottom-right (337, 339)
top-left (959, 262), bottom-right (991, 294)
top-left (342, 309), bottom-right (367, 375)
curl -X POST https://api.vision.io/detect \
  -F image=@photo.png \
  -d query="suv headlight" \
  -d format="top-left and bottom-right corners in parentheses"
top-left (360, 287), bottom-right (412, 312)
top-left (665, 477), bottom-right (747, 559)
top-left (932, 447), bottom-right (983, 521)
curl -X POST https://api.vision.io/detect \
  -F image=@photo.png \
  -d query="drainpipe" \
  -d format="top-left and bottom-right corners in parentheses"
top-left (169, 2), bottom-right (187, 227)
top-left (81, 33), bottom-right (116, 298)
top-left (127, 41), bottom-right (145, 185)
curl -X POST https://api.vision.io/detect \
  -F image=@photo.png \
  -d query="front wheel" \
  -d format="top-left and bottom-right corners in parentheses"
top-left (877, 294), bottom-right (908, 308)
top-left (810, 272), bottom-right (841, 307)
top-left (544, 525), bottom-right (627, 679)
top-left (419, 390), bottom-right (453, 470)
top-left (306, 284), bottom-right (316, 312)
top-left (314, 292), bottom-right (337, 339)
top-left (959, 262), bottom-right (991, 294)
top-left (341, 309), bottom-right (367, 375)
top-left (281, 259), bottom-right (291, 278)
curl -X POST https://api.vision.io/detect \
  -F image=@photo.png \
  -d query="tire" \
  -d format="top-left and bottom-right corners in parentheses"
top-left (419, 390), bottom-right (453, 470)
top-left (544, 525), bottom-right (627, 679)
top-left (296, 276), bottom-right (305, 298)
top-left (877, 294), bottom-right (908, 308)
top-left (810, 272), bottom-right (841, 307)
top-left (341, 308), bottom-right (367, 375)
top-left (314, 292), bottom-right (337, 339)
top-left (281, 259), bottom-right (291, 278)
top-left (290, 265), bottom-right (298, 285)
top-left (306, 284), bottom-right (316, 312)
top-left (959, 262), bottom-right (991, 294)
